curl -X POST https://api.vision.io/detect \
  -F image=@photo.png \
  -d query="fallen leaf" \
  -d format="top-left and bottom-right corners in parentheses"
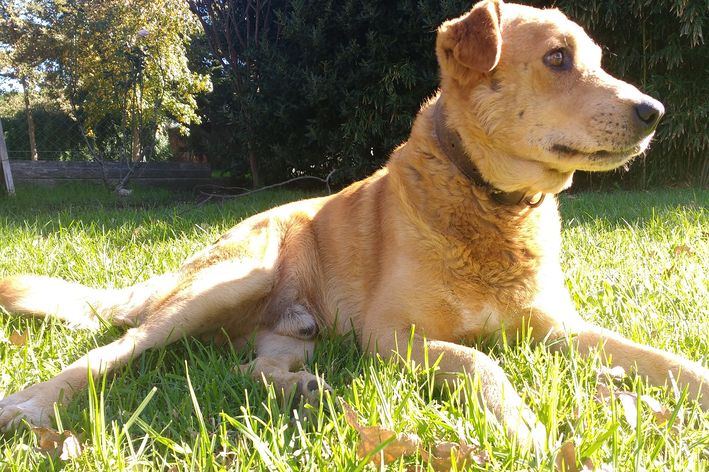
top-left (554, 441), bottom-right (604, 472)
top-left (595, 383), bottom-right (612, 403)
top-left (9, 329), bottom-right (28, 346)
top-left (31, 427), bottom-right (82, 460)
top-left (673, 245), bottom-right (692, 256)
top-left (594, 366), bottom-right (626, 382)
top-left (32, 426), bottom-right (64, 452)
top-left (616, 392), bottom-right (639, 429)
top-left (640, 395), bottom-right (670, 424)
top-left (555, 441), bottom-right (577, 472)
top-left (595, 383), bottom-right (678, 432)
top-left (59, 431), bottom-right (82, 460)
top-left (420, 439), bottom-right (489, 471)
top-left (341, 398), bottom-right (421, 465)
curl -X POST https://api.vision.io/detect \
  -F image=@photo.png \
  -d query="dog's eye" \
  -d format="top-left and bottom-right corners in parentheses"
top-left (544, 49), bottom-right (569, 70)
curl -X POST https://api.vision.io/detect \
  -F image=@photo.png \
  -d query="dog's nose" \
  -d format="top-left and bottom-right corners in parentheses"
top-left (634, 98), bottom-right (664, 132)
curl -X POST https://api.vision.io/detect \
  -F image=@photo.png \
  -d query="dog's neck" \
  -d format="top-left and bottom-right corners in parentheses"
top-left (433, 100), bottom-right (544, 208)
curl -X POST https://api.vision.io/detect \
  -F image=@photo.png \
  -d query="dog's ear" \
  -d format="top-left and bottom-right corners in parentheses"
top-left (436, 0), bottom-right (502, 80)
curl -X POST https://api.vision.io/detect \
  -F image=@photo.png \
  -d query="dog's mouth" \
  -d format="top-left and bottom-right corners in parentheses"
top-left (551, 143), bottom-right (644, 170)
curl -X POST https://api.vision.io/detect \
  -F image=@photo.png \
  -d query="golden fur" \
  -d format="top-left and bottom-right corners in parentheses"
top-left (1, 0), bottom-right (706, 451)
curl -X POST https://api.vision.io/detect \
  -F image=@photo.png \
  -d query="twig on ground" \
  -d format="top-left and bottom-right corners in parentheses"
top-left (199, 169), bottom-right (337, 199)
top-left (181, 169), bottom-right (338, 216)
top-left (176, 194), bottom-right (215, 217)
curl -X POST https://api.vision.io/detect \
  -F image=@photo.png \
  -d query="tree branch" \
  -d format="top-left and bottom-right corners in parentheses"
top-left (197, 168), bottom-right (338, 199)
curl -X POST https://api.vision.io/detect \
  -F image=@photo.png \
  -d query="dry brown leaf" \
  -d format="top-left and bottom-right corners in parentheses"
top-left (31, 426), bottom-right (64, 451)
top-left (59, 431), bottom-right (82, 460)
top-left (341, 397), bottom-right (421, 465)
top-left (9, 329), bottom-right (28, 346)
top-left (640, 395), bottom-right (670, 424)
top-left (595, 383), bottom-right (678, 432)
top-left (594, 366), bottom-right (626, 382)
top-left (554, 442), bottom-right (602, 472)
top-left (673, 245), bottom-right (692, 256)
top-left (31, 427), bottom-right (82, 460)
top-left (595, 383), bottom-right (612, 403)
top-left (555, 441), bottom-right (578, 472)
top-left (420, 439), bottom-right (489, 471)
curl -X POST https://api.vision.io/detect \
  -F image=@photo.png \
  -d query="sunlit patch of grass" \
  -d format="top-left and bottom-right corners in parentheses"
top-left (1, 184), bottom-right (708, 470)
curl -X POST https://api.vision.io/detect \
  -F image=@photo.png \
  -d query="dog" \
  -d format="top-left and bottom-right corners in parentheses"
top-left (1, 0), bottom-right (707, 451)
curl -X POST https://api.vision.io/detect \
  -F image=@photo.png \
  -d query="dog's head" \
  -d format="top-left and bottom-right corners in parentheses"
top-left (435, 0), bottom-right (664, 194)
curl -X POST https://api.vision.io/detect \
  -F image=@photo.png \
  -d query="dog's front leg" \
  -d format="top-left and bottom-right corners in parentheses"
top-left (572, 322), bottom-right (709, 408)
top-left (0, 325), bottom-right (176, 430)
top-left (371, 331), bottom-right (546, 451)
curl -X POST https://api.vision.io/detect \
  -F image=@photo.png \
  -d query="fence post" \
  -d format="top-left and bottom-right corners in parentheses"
top-left (0, 119), bottom-right (15, 196)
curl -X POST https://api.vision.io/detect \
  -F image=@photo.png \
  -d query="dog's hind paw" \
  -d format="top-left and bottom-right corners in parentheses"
top-left (237, 357), bottom-right (333, 409)
top-left (288, 370), bottom-right (333, 406)
top-left (272, 304), bottom-right (318, 340)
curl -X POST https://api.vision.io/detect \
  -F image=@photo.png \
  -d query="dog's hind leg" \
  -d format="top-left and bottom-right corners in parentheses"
top-left (0, 258), bottom-right (274, 430)
top-left (237, 330), bottom-right (331, 408)
top-left (0, 273), bottom-right (175, 329)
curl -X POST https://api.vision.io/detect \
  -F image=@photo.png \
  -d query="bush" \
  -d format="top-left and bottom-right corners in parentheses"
top-left (232, 0), bottom-right (471, 184)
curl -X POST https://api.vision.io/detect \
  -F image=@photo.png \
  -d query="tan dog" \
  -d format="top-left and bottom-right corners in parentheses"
top-left (1, 0), bottom-right (706, 450)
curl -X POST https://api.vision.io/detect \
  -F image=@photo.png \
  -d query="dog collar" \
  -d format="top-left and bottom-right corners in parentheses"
top-left (433, 100), bottom-right (545, 208)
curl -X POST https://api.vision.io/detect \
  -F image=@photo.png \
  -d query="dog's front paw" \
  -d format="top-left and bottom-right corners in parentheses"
top-left (0, 386), bottom-right (57, 431)
top-left (502, 404), bottom-right (547, 455)
top-left (694, 368), bottom-right (709, 411)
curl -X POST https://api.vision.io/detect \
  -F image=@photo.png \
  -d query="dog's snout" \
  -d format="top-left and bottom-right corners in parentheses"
top-left (634, 99), bottom-right (664, 132)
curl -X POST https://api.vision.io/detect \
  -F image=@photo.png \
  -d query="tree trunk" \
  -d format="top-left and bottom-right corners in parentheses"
top-left (132, 123), bottom-right (141, 162)
top-left (20, 77), bottom-right (39, 161)
top-left (248, 140), bottom-right (261, 189)
top-left (244, 116), bottom-right (261, 189)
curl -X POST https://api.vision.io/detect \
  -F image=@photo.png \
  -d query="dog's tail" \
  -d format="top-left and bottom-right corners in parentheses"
top-left (0, 274), bottom-right (172, 329)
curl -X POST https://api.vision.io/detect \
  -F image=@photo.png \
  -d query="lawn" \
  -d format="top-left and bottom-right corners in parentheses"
top-left (1, 184), bottom-right (708, 471)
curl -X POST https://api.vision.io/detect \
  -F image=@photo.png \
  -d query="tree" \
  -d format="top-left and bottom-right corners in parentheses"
top-left (186, 0), bottom-right (288, 188)
top-left (245, 0), bottom-right (470, 184)
top-left (59, 0), bottom-right (211, 190)
top-left (0, 0), bottom-right (62, 161)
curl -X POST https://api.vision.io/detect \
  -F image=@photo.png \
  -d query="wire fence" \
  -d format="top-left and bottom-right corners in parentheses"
top-left (0, 94), bottom-right (180, 163)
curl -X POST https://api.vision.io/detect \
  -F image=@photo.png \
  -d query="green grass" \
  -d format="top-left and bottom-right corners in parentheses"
top-left (1, 183), bottom-right (709, 471)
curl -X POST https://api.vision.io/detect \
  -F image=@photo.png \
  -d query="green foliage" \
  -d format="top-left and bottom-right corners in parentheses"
top-left (242, 0), bottom-right (470, 184)
top-left (61, 0), bottom-right (212, 134)
top-left (0, 92), bottom-right (86, 160)
top-left (0, 0), bottom-right (61, 85)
